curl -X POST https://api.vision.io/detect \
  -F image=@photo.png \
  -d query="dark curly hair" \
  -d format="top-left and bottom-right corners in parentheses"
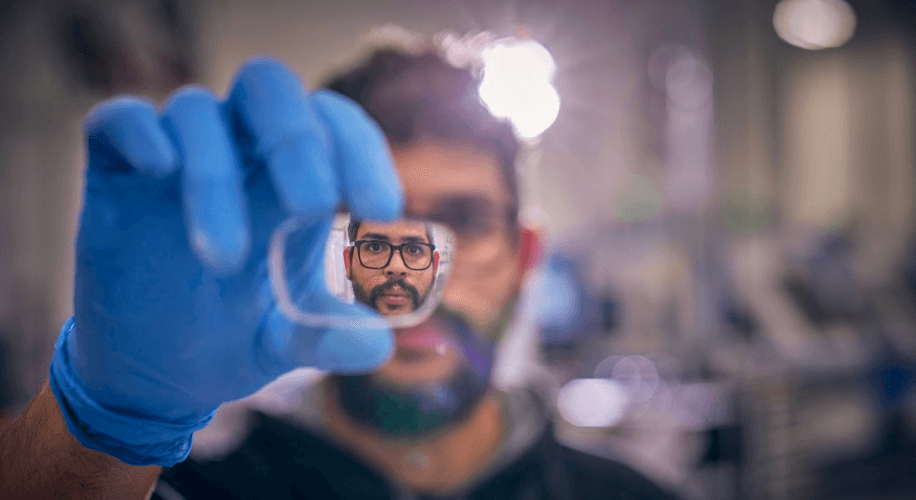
top-left (321, 48), bottom-right (521, 223)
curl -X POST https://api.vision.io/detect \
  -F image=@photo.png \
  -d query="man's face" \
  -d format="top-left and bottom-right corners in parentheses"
top-left (345, 220), bottom-right (438, 316)
top-left (374, 139), bottom-right (524, 385)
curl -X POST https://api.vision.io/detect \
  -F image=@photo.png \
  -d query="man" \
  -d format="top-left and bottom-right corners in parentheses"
top-left (345, 218), bottom-right (439, 316)
top-left (0, 46), bottom-right (679, 499)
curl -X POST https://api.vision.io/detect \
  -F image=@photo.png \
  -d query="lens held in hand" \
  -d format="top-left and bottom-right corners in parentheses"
top-left (270, 213), bottom-right (455, 330)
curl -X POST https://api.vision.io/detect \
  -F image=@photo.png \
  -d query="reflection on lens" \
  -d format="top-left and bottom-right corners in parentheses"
top-left (270, 213), bottom-right (455, 330)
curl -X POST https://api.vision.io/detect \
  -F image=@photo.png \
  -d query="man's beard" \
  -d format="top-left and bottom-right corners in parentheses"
top-left (353, 278), bottom-right (427, 312)
top-left (332, 306), bottom-right (502, 438)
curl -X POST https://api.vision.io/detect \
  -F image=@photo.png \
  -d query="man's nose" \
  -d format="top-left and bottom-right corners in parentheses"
top-left (385, 250), bottom-right (409, 277)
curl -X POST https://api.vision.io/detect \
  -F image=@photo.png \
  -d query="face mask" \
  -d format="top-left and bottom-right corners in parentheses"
top-left (333, 303), bottom-right (512, 437)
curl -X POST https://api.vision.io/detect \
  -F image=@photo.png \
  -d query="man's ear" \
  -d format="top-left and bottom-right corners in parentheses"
top-left (518, 226), bottom-right (543, 275)
top-left (433, 250), bottom-right (440, 274)
top-left (343, 247), bottom-right (352, 280)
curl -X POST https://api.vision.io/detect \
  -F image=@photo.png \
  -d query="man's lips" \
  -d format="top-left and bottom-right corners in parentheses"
top-left (395, 318), bottom-right (454, 353)
top-left (378, 286), bottom-right (410, 305)
top-left (380, 294), bottom-right (409, 306)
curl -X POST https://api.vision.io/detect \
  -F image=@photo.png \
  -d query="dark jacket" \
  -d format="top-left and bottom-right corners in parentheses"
top-left (154, 386), bottom-right (680, 500)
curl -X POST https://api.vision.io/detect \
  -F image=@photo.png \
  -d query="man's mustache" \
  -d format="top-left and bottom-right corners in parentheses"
top-left (369, 279), bottom-right (422, 309)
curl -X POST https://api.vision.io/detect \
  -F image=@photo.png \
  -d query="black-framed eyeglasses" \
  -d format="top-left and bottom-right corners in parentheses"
top-left (353, 240), bottom-right (436, 270)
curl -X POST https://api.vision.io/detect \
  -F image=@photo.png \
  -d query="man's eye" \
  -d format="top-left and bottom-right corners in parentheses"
top-left (405, 244), bottom-right (424, 255)
top-left (365, 242), bottom-right (385, 253)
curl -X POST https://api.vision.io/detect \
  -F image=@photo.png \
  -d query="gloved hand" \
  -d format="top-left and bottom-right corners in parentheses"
top-left (49, 58), bottom-right (402, 466)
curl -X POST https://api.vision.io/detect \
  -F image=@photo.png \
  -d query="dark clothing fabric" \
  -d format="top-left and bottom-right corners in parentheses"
top-left (154, 411), bottom-right (680, 500)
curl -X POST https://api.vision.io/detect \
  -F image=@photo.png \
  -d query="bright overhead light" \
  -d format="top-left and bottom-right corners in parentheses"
top-left (557, 378), bottom-right (629, 428)
top-left (773, 0), bottom-right (857, 50)
top-left (480, 40), bottom-right (556, 82)
top-left (478, 39), bottom-right (560, 139)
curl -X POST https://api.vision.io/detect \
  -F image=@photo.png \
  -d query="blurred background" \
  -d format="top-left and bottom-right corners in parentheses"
top-left (2, 0), bottom-right (916, 499)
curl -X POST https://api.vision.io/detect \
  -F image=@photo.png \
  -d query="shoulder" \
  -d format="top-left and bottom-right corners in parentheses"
top-left (155, 373), bottom-right (334, 499)
top-left (545, 432), bottom-right (682, 500)
top-left (154, 412), bottom-right (347, 500)
top-left (491, 387), bottom-right (682, 500)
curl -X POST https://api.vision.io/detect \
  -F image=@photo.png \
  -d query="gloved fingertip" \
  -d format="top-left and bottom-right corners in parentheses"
top-left (308, 91), bottom-right (404, 222)
top-left (87, 97), bottom-right (179, 177)
top-left (337, 143), bottom-right (403, 222)
top-left (135, 127), bottom-right (180, 178)
top-left (234, 57), bottom-right (298, 87)
top-left (267, 137), bottom-right (339, 216)
top-left (354, 167), bottom-right (404, 222)
top-left (314, 327), bottom-right (394, 373)
top-left (190, 222), bottom-right (251, 277)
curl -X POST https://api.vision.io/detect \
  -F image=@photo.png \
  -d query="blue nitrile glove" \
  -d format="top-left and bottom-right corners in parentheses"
top-left (48, 58), bottom-right (403, 466)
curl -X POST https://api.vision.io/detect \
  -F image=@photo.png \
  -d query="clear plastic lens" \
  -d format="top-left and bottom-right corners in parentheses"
top-left (269, 214), bottom-right (455, 330)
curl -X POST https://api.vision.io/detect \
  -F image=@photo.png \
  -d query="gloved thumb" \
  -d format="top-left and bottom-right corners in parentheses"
top-left (262, 293), bottom-right (394, 374)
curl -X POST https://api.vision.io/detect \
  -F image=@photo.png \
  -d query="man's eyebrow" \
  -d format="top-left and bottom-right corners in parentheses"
top-left (360, 233), bottom-right (391, 241)
top-left (435, 194), bottom-right (499, 208)
top-left (426, 194), bottom-right (503, 217)
top-left (361, 233), bottom-right (429, 243)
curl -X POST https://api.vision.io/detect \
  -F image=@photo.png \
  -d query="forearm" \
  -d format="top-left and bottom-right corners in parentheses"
top-left (0, 383), bottom-right (161, 500)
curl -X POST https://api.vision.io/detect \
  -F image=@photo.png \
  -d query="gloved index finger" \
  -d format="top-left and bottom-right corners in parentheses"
top-left (85, 97), bottom-right (179, 178)
top-left (163, 87), bottom-right (251, 276)
top-left (224, 58), bottom-right (339, 217)
top-left (309, 90), bottom-right (403, 222)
